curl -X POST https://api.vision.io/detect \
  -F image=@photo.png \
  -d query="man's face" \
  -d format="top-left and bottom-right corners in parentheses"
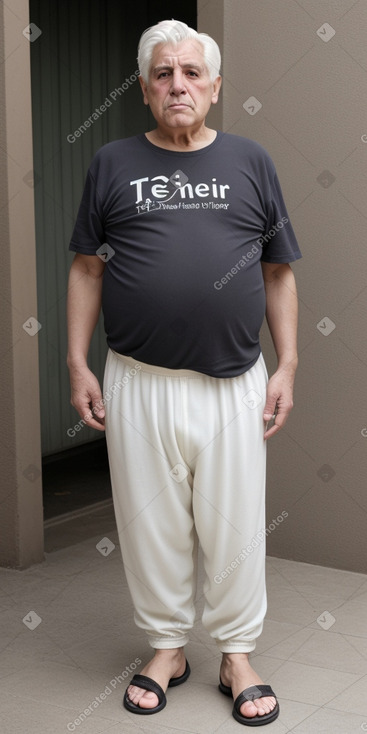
top-left (139, 39), bottom-right (221, 130)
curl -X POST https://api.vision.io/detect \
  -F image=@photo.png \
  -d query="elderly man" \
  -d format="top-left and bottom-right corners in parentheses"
top-left (67, 19), bottom-right (301, 727)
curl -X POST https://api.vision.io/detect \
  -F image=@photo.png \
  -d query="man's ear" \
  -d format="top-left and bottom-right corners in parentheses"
top-left (139, 75), bottom-right (149, 106)
top-left (211, 76), bottom-right (222, 105)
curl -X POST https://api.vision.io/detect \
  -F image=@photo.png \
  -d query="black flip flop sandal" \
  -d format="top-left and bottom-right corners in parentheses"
top-left (123, 659), bottom-right (190, 715)
top-left (219, 679), bottom-right (280, 726)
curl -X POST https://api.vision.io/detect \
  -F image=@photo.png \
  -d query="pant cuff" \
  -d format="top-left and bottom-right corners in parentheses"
top-left (148, 635), bottom-right (190, 649)
top-left (216, 639), bottom-right (257, 653)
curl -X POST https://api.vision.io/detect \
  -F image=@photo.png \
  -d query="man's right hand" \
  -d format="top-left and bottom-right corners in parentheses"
top-left (69, 363), bottom-right (105, 431)
top-left (67, 253), bottom-right (106, 431)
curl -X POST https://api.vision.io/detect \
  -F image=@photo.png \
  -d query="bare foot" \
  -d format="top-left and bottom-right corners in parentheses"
top-left (220, 652), bottom-right (277, 720)
top-left (127, 648), bottom-right (186, 710)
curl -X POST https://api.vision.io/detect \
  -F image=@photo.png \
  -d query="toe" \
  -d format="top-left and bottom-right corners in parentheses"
top-left (127, 685), bottom-right (159, 709)
top-left (240, 696), bottom-right (277, 719)
top-left (240, 700), bottom-right (258, 718)
top-left (136, 690), bottom-right (159, 709)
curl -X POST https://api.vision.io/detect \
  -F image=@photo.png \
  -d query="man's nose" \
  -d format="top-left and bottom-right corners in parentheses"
top-left (170, 69), bottom-right (187, 95)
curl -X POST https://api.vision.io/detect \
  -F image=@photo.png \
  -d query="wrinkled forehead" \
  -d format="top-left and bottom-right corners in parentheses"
top-left (149, 39), bottom-right (208, 74)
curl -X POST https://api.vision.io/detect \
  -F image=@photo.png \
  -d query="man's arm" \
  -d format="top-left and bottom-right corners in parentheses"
top-left (261, 261), bottom-right (299, 440)
top-left (67, 253), bottom-right (106, 431)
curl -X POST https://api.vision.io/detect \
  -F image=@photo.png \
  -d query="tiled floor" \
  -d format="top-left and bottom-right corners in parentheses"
top-left (1, 503), bottom-right (367, 734)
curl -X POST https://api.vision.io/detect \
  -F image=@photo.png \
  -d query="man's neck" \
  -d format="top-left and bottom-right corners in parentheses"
top-left (145, 126), bottom-right (217, 152)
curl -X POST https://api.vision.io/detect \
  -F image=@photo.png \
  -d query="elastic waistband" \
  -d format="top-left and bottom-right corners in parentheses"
top-left (110, 350), bottom-right (262, 381)
top-left (110, 350), bottom-right (209, 379)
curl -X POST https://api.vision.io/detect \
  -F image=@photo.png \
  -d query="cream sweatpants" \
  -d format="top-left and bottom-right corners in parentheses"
top-left (104, 349), bottom-right (268, 653)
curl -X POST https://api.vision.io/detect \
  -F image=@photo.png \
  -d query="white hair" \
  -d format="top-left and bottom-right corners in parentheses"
top-left (137, 19), bottom-right (221, 82)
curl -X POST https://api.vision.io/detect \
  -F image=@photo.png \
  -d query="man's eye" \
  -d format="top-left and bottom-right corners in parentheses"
top-left (158, 72), bottom-right (169, 79)
top-left (187, 71), bottom-right (198, 77)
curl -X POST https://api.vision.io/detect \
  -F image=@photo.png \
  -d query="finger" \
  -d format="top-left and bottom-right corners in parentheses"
top-left (89, 420), bottom-right (105, 432)
top-left (264, 420), bottom-right (281, 440)
top-left (264, 405), bottom-right (291, 440)
top-left (82, 406), bottom-right (106, 431)
top-left (72, 394), bottom-right (105, 430)
top-left (84, 395), bottom-right (105, 426)
top-left (90, 394), bottom-right (105, 420)
top-left (263, 395), bottom-right (278, 421)
top-left (264, 410), bottom-right (279, 439)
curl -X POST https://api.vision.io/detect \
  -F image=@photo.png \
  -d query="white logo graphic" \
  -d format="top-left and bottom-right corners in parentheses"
top-left (96, 537), bottom-right (116, 556)
top-left (22, 317), bottom-right (42, 336)
top-left (242, 390), bottom-right (262, 409)
top-left (96, 243), bottom-right (115, 262)
top-left (169, 464), bottom-right (189, 483)
top-left (316, 23), bottom-right (336, 42)
top-left (23, 23), bottom-right (42, 42)
top-left (23, 611), bottom-right (42, 630)
top-left (243, 97), bottom-right (262, 115)
top-left (317, 317), bottom-right (336, 336)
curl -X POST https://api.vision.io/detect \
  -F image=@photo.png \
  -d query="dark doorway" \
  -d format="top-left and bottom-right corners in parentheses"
top-left (30, 0), bottom-right (197, 519)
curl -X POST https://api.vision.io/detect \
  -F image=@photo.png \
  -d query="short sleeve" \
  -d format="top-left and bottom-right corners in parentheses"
top-left (69, 169), bottom-right (105, 255)
top-left (260, 169), bottom-right (302, 264)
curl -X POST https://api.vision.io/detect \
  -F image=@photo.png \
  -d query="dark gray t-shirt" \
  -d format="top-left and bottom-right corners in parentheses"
top-left (69, 132), bottom-right (301, 377)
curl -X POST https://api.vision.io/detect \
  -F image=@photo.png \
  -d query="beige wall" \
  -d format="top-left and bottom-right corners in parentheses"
top-left (199, 0), bottom-right (367, 573)
top-left (1, 0), bottom-right (365, 572)
top-left (0, 0), bottom-right (43, 567)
